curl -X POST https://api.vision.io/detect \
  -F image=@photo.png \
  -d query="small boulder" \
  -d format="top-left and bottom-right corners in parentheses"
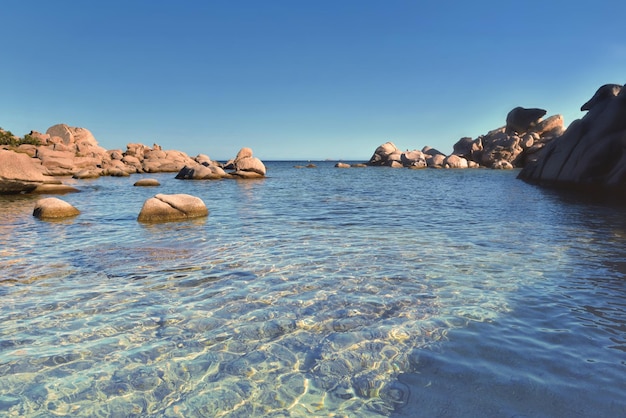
top-left (137, 193), bottom-right (208, 223)
top-left (335, 162), bottom-right (351, 168)
top-left (33, 197), bottom-right (80, 219)
top-left (134, 178), bottom-right (160, 187)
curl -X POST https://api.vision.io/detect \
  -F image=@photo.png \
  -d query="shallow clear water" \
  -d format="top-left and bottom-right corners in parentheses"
top-left (1, 162), bottom-right (625, 417)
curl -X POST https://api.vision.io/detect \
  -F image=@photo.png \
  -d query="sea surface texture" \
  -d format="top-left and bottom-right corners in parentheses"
top-left (1, 162), bottom-right (625, 417)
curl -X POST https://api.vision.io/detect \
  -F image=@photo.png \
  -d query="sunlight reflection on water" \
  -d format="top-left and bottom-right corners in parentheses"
top-left (1, 164), bottom-right (625, 417)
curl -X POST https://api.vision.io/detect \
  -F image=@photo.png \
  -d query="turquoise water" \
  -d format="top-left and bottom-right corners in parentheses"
top-left (1, 162), bottom-right (625, 417)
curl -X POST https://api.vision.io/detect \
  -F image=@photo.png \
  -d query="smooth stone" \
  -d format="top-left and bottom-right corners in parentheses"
top-left (33, 197), bottom-right (80, 219)
top-left (134, 178), bottom-right (160, 187)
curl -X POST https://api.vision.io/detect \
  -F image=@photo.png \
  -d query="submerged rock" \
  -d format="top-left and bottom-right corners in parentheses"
top-left (134, 178), bottom-right (161, 187)
top-left (137, 193), bottom-right (208, 223)
top-left (33, 197), bottom-right (80, 219)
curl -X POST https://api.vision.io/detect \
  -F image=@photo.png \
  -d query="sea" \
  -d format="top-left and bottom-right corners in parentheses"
top-left (1, 161), bottom-right (625, 417)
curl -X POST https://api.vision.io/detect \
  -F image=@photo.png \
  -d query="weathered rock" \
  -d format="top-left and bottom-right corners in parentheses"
top-left (31, 183), bottom-right (81, 194)
top-left (492, 160), bottom-right (514, 170)
top-left (505, 107), bottom-right (547, 134)
top-left (427, 153), bottom-right (446, 168)
top-left (231, 148), bottom-right (266, 176)
top-left (532, 114), bottom-right (565, 138)
top-left (368, 142), bottom-right (398, 166)
top-left (444, 154), bottom-right (469, 169)
top-left (46, 124), bottom-right (100, 148)
top-left (581, 84), bottom-right (622, 111)
top-left (134, 178), bottom-right (160, 187)
top-left (401, 150), bottom-right (427, 168)
top-left (452, 137), bottom-right (478, 160)
top-left (33, 197), bottom-right (79, 219)
top-left (335, 162), bottom-right (351, 168)
top-left (481, 132), bottom-right (523, 167)
top-left (0, 150), bottom-right (46, 194)
top-left (73, 169), bottom-right (102, 179)
top-left (137, 193), bottom-right (208, 223)
top-left (176, 164), bottom-right (226, 180)
top-left (518, 83), bottom-right (626, 196)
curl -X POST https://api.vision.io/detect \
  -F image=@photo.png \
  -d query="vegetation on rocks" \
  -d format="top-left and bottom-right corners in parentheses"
top-left (0, 128), bottom-right (41, 147)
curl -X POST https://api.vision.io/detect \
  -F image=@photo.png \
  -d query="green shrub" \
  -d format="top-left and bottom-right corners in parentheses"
top-left (0, 130), bottom-right (42, 147)
top-left (0, 130), bottom-right (18, 146)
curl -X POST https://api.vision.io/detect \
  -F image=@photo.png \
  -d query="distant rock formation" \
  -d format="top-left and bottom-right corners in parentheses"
top-left (518, 83), bottom-right (626, 196)
top-left (175, 147), bottom-right (266, 180)
top-left (0, 122), bottom-right (266, 193)
top-left (366, 107), bottom-right (564, 170)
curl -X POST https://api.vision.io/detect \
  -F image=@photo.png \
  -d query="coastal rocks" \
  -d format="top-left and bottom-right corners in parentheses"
top-left (230, 147), bottom-right (266, 178)
top-left (137, 193), bottom-right (208, 223)
top-left (0, 149), bottom-right (46, 193)
top-left (367, 142), bottom-right (427, 168)
top-left (175, 164), bottom-right (229, 180)
top-left (179, 147), bottom-right (267, 180)
top-left (505, 107), bottom-right (547, 134)
top-left (518, 83), bottom-right (626, 196)
top-left (33, 197), bottom-right (80, 219)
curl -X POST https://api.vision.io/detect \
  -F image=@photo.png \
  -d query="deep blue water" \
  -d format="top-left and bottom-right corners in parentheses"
top-left (0, 161), bottom-right (625, 417)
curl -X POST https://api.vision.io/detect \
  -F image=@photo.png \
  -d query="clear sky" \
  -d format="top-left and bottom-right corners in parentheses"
top-left (2, 1), bottom-right (625, 161)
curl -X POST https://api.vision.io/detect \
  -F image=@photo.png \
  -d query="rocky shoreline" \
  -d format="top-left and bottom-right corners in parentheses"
top-left (0, 124), bottom-right (266, 195)
top-left (2, 82), bottom-right (625, 210)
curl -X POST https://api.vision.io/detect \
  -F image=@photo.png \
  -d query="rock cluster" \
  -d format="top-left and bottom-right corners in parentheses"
top-left (0, 123), bottom-right (266, 193)
top-left (518, 83), bottom-right (626, 196)
top-left (175, 147), bottom-right (266, 180)
top-left (366, 107), bottom-right (565, 169)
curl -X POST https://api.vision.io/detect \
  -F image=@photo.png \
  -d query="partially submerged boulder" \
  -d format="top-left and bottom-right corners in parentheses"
top-left (33, 197), bottom-right (80, 219)
top-left (134, 178), bottom-right (160, 187)
top-left (137, 193), bottom-right (208, 223)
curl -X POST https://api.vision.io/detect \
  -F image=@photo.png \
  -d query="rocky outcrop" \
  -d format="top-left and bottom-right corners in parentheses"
top-left (368, 142), bottom-right (430, 168)
top-left (178, 147), bottom-right (266, 180)
top-left (518, 83), bottom-right (626, 196)
top-left (137, 193), bottom-right (208, 223)
top-left (366, 106), bottom-right (564, 170)
top-left (0, 149), bottom-right (46, 193)
top-left (33, 197), bottom-right (80, 219)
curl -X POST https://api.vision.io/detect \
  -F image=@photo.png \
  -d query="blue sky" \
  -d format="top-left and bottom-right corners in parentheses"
top-left (3, 1), bottom-right (625, 160)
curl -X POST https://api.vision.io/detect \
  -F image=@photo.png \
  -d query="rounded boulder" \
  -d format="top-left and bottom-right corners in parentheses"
top-left (33, 197), bottom-right (80, 219)
top-left (137, 193), bottom-right (208, 223)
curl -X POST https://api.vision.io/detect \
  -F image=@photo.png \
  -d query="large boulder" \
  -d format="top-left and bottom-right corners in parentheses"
top-left (137, 193), bottom-right (208, 223)
top-left (33, 197), bottom-right (80, 219)
top-left (505, 107), bottom-right (547, 134)
top-left (0, 150), bottom-right (46, 193)
top-left (518, 83), bottom-right (626, 196)
top-left (368, 142), bottom-right (399, 166)
top-left (230, 147), bottom-right (266, 177)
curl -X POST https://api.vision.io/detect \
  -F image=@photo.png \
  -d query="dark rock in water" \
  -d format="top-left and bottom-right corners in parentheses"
top-left (505, 107), bottom-right (547, 134)
top-left (518, 83), bottom-right (626, 198)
